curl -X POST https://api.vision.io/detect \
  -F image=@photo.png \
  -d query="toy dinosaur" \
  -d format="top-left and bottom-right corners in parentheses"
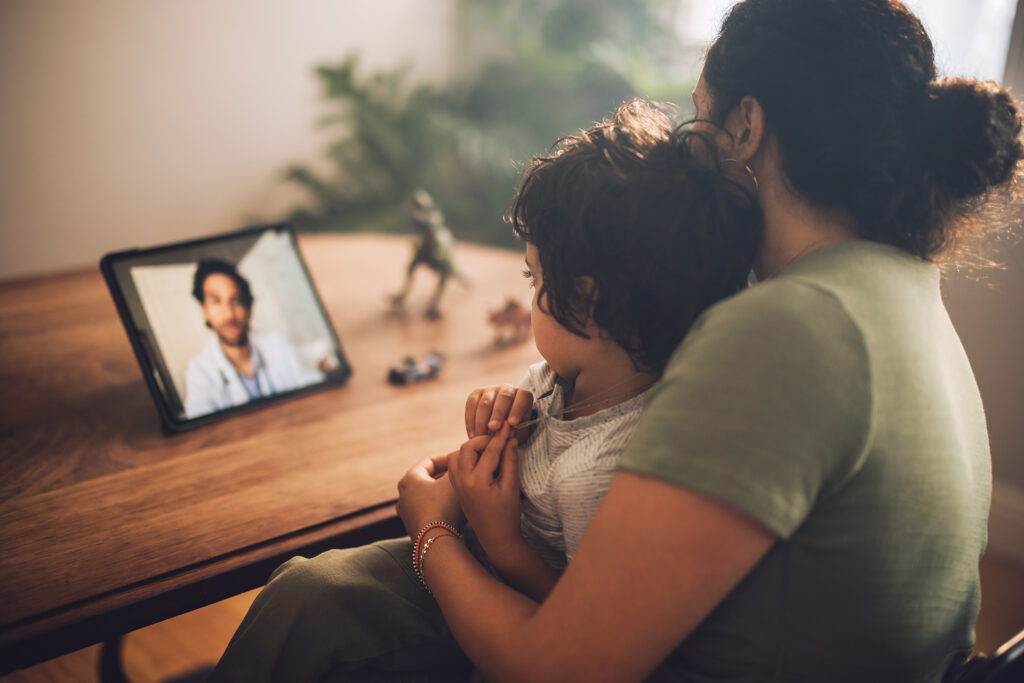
top-left (390, 190), bottom-right (468, 319)
top-left (488, 298), bottom-right (532, 346)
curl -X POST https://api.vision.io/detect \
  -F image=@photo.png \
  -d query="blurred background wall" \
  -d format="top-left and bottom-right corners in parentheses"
top-left (4, 0), bottom-right (1014, 278)
top-left (0, 0), bottom-right (458, 281)
top-left (939, 0), bottom-right (1024, 564)
top-left (1, 0), bottom-right (1022, 560)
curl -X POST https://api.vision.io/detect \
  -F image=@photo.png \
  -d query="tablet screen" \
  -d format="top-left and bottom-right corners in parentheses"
top-left (101, 224), bottom-right (350, 431)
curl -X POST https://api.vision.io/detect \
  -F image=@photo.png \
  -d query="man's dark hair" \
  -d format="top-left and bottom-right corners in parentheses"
top-left (703, 0), bottom-right (1023, 263)
top-left (191, 259), bottom-right (253, 309)
top-left (509, 99), bottom-right (762, 375)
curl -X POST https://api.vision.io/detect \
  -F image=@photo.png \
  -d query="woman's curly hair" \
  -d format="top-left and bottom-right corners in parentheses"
top-left (703, 0), bottom-right (1023, 265)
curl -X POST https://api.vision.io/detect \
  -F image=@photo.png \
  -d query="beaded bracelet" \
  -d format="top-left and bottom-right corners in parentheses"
top-left (417, 532), bottom-right (461, 593)
top-left (413, 521), bottom-right (463, 592)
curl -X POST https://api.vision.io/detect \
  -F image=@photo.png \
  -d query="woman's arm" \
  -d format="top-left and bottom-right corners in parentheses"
top-left (481, 534), bottom-right (561, 603)
top-left (402, 463), bottom-right (776, 683)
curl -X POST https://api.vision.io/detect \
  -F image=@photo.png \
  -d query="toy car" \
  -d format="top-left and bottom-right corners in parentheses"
top-left (387, 352), bottom-right (444, 386)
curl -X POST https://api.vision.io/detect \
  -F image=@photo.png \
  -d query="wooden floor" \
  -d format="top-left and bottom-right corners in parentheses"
top-left (3, 554), bottom-right (1023, 682)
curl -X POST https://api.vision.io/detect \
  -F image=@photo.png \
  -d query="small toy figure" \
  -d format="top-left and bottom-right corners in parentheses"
top-left (488, 298), bottom-right (532, 346)
top-left (387, 351), bottom-right (444, 386)
top-left (390, 190), bottom-right (468, 319)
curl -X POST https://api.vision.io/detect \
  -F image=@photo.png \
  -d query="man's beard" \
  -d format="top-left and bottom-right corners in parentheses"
top-left (215, 323), bottom-right (249, 348)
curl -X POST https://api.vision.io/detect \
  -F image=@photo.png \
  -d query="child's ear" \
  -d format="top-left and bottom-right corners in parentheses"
top-left (574, 275), bottom-right (597, 296)
top-left (573, 276), bottom-right (599, 318)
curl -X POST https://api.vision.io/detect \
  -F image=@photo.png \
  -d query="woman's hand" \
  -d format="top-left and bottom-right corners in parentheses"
top-left (449, 423), bottom-right (522, 558)
top-left (465, 384), bottom-right (534, 438)
top-left (396, 451), bottom-right (465, 537)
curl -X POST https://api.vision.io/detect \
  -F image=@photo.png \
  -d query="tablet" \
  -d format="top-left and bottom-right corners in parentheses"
top-left (100, 224), bottom-right (351, 432)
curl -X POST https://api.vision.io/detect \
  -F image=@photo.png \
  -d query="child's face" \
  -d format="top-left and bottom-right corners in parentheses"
top-left (525, 243), bottom-right (588, 379)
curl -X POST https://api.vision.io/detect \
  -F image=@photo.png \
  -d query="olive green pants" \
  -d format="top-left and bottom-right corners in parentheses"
top-left (209, 537), bottom-right (481, 683)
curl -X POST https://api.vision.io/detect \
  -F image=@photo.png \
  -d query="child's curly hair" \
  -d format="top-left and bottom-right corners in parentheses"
top-left (509, 99), bottom-right (762, 374)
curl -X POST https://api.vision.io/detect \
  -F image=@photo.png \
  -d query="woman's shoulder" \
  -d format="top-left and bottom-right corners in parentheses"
top-left (701, 239), bottom-right (925, 315)
top-left (622, 276), bottom-right (876, 540)
top-left (705, 275), bottom-right (840, 319)
top-left (679, 275), bottom-right (865, 370)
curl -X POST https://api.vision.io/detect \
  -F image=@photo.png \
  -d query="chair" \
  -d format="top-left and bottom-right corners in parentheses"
top-left (948, 628), bottom-right (1024, 683)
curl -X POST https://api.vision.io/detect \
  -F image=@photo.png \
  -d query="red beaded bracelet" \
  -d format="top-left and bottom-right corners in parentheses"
top-left (413, 521), bottom-right (463, 591)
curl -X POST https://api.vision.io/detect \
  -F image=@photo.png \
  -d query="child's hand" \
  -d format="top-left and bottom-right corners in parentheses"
top-left (449, 423), bottom-right (522, 558)
top-left (396, 451), bottom-right (465, 538)
top-left (465, 384), bottom-right (534, 438)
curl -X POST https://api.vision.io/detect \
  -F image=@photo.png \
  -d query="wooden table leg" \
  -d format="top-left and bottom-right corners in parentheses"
top-left (100, 636), bottom-right (131, 683)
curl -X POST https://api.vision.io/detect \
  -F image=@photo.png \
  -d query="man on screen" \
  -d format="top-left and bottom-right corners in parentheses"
top-left (183, 259), bottom-right (322, 418)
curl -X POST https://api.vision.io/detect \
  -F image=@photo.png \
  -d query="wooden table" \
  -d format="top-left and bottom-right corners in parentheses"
top-left (0, 233), bottom-right (539, 675)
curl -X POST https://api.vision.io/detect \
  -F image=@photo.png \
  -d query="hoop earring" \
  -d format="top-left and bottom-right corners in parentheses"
top-left (721, 158), bottom-right (759, 193)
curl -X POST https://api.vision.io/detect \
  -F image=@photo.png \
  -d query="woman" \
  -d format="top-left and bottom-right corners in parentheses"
top-left (397, 1), bottom-right (1023, 681)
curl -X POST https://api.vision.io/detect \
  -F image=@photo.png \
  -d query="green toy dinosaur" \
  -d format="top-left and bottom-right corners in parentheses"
top-left (390, 190), bottom-right (469, 319)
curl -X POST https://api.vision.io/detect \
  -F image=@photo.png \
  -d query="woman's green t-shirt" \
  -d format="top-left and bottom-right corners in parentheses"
top-left (620, 241), bottom-right (991, 683)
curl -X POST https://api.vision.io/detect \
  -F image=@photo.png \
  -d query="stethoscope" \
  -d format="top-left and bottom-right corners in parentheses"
top-left (217, 343), bottom-right (275, 397)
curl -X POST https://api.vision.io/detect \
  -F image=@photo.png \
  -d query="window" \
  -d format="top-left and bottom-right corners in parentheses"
top-left (679, 0), bottom-right (1019, 83)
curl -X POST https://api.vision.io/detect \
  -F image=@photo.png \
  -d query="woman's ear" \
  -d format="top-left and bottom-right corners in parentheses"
top-left (725, 96), bottom-right (767, 165)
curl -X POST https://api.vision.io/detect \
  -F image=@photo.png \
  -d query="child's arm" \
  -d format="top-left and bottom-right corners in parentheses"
top-left (450, 425), bottom-right (560, 602)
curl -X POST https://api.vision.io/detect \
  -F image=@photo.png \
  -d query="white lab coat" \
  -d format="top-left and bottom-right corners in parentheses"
top-left (183, 330), bottom-right (322, 419)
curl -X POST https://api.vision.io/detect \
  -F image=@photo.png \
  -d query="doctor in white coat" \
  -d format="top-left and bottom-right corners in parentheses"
top-left (183, 260), bottom-right (322, 419)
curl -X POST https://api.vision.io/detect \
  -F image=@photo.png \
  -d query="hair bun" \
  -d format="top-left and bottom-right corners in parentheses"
top-left (925, 78), bottom-right (1023, 200)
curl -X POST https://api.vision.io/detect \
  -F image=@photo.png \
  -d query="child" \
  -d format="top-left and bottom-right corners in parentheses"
top-left (445, 98), bottom-right (761, 602)
top-left (210, 99), bottom-right (761, 682)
